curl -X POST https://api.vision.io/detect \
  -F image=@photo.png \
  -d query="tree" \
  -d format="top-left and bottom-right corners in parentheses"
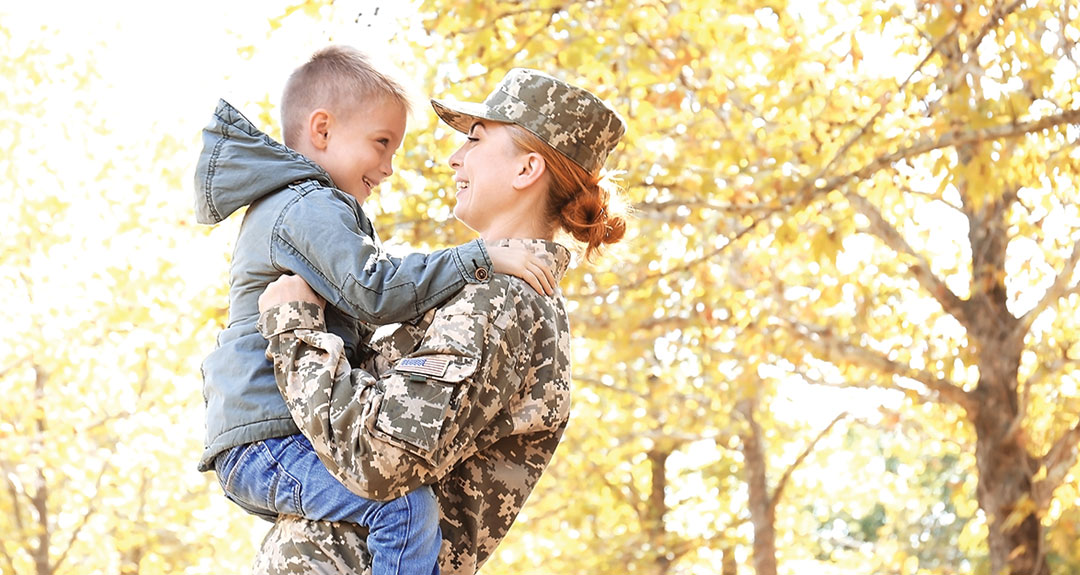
top-left (403, 1), bottom-right (1080, 573)
top-left (726, 2), bottom-right (1080, 573)
top-left (0, 14), bottom-right (259, 575)
top-left (403, 1), bottom-right (855, 572)
top-left (7, 0), bottom-right (1079, 572)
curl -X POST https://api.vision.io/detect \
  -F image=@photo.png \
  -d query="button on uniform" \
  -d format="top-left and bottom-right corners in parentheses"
top-left (474, 267), bottom-right (490, 281)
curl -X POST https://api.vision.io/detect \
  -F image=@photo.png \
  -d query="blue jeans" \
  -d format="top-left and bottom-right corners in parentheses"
top-left (215, 434), bottom-right (440, 575)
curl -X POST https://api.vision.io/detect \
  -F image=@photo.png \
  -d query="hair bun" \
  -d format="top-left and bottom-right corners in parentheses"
top-left (601, 214), bottom-right (626, 245)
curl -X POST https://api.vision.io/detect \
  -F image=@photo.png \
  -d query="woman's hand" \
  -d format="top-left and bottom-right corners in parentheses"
top-left (258, 274), bottom-right (326, 313)
top-left (487, 245), bottom-right (557, 296)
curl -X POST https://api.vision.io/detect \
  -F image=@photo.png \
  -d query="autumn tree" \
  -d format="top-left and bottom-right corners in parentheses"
top-left (393, 1), bottom-right (852, 572)
top-left (399, 1), bottom-right (1080, 573)
top-left (713, 1), bottom-right (1080, 574)
top-left (0, 13), bottom-right (259, 575)
top-left (7, 0), bottom-right (1080, 573)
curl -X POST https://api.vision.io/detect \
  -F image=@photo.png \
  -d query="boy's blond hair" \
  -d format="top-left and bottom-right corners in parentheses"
top-left (281, 45), bottom-right (412, 148)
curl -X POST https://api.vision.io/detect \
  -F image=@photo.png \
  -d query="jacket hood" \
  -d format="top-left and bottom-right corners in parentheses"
top-left (193, 99), bottom-right (332, 224)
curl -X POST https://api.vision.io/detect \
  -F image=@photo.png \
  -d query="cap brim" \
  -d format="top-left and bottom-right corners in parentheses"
top-left (431, 98), bottom-right (507, 134)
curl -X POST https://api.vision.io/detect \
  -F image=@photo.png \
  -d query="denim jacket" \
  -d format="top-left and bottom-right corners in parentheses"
top-left (193, 99), bottom-right (492, 471)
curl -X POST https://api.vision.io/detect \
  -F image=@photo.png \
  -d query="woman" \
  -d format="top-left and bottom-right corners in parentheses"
top-left (252, 68), bottom-right (627, 575)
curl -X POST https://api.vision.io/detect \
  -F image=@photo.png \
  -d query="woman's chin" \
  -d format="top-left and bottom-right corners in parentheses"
top-left (452, 207), bottom-right (481, 234)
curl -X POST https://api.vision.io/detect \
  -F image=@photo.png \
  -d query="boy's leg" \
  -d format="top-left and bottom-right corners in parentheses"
top-left (229, 434), bottom-right (441, 575)
top-left (362, 487), bottom-right (441, 575)
top-left (213, 440), bottom-right (290, 522)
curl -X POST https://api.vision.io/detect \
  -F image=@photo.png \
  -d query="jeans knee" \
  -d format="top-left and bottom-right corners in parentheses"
top-left (404, 487), bottom-right (438, 522)
top-left (371, 486), bottom-right (439, 538)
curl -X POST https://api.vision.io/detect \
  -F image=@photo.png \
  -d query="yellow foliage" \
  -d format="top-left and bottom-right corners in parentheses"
top-left (4, 0), bottom-right (1080, 572)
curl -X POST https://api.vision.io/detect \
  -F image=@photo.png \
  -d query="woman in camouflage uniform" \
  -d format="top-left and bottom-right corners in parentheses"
top-left (252, 68), bottom-right (627, 575)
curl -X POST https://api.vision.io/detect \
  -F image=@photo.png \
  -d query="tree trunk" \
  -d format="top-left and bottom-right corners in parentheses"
top-left (31, 365), bottom-right (52, 575)
top-left (972, 382), bottom-right (1044, 575)
top-left (721, 545), bottom-right (738, 575)
top-left (644, 447), bottom-right (674, 575)
top-left (738, 399), bottom-right (778, 575)
top-left (962, 184), bottom-right (1048, 575)
top-left (969, 328), bottom-right (1044, 575)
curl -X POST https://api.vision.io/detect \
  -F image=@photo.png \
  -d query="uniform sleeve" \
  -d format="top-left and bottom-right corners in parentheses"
top-left (253, 516), bottom-right (370, 575)
top-left (271, 190), bottom-right (492, 324)
top-left (258, 287), bottom-right (521, 502)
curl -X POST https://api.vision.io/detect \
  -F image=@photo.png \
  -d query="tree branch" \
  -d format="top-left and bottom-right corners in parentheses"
top-left (0, 462), bottom-right (19, 575)
top-left (786, 319), bottom-right (975, 413)
top-left (815, 0), bottom-right (961, 182)
top-left (572, 206), bottom-right (766, 299)
top-left (575, 375), bottom-right (649, 401)
top-left (0, 459), bottom-right (26, 532)
top-left (847, 192), bottom-right (969, 322)
top-left (0, 540), bottom-right (14, 575)
top-left (51, 461), bottom-right (110, 573)
top-left (592, 460), bottom-right (647, 526)
top-left (636, 428), bottom-right (737, 452)
top-left (589, 106), bottom-right (1080, 300)
top-left (899, 184), bottom-right (965, 216)
top-left (474, 9), bottom-right (560, 75)
top-left (446, 5), bottom-right (565, 36)
top-left (633, 198), bottom-right (782, 218)
top-left (0, 356), bottom-right (30, 380)
top-left (1033, 418), bottom-right (1080, 508)
top-left (1021, 240), bottom-right (1080, 332)
top-left (769, 412), bottom-right (847, 515)
top-left (966, 0), bottom-right (1027, 61)
top-left (1005, 341), bottom-right (1080, 443)
top-left (821, 107), bottom-right (1080, 200)
top-left (1020, 350), bottom-right (1080, 393)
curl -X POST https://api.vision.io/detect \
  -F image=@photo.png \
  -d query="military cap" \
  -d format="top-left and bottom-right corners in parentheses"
top-left (432, 68), bottom-right (625, 174)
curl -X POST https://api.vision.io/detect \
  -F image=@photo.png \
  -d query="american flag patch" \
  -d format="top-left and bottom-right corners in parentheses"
top-left (395, 356), bottom-right (451, 378)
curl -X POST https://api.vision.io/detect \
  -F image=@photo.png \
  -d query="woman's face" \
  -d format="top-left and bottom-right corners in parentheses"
top-left (447, 121), bottom-right (527, 235)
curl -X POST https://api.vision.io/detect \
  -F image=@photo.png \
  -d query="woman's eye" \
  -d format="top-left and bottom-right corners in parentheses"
top-left (466, 136), bottom-right (479, 142)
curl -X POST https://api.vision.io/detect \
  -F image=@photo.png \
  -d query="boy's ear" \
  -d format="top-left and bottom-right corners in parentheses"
top-left (307, 109), bottom-right (331, 151)
top-left (512, 152), bottom-right (547, 190)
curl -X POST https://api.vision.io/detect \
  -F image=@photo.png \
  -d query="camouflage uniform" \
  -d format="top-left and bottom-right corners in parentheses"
top-left (255, 239), bottom-right (572, 575)
top-left (251, 67), bottom-right (625, 574)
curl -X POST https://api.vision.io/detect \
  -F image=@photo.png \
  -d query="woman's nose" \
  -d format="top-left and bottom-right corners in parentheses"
top-left (448, 145), bottom-right (464, 169)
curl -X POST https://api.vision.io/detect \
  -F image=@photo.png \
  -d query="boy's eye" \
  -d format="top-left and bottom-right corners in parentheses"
top-left (377, 138), bottom-right (390, 146)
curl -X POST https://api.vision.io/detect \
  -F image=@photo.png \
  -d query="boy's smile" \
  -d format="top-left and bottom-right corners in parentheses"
top-left (316, 101), bottom-right (407, 204)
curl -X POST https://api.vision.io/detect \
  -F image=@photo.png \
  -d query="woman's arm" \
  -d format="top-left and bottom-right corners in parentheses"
top-left (257, 275), bottom-right (523, 501)
top-left (253, 516), bottom-right (369, 575)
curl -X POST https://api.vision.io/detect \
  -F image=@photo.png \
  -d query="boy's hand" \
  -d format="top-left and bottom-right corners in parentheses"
top-left (487, 245), bottom-right (557, 296)
top-left (259, 274), bottom-right (326, 312)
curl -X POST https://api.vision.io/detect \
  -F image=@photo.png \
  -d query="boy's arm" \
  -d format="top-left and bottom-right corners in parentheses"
top-left (272, 189), bottom-right (491, 324)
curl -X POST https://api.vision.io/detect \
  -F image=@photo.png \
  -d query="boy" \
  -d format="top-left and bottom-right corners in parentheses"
top-left (193, 46), bottom-right (552, 575)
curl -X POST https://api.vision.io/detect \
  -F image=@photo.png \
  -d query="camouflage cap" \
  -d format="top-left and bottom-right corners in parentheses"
top-left (432, 68), bottom-right (625, 174)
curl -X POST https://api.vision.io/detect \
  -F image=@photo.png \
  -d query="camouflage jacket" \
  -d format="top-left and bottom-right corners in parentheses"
top-left (253, 239), bottom-right (573, 575)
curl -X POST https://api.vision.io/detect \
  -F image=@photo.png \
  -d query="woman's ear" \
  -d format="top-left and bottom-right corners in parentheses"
top-left (513, 152), bottom-right (547, 190)
top-left (306, 109), bottom-right (332, 151)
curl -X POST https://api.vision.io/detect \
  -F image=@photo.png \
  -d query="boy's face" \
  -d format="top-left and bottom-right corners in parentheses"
top-left (319, 100), bottom-right (407, 204)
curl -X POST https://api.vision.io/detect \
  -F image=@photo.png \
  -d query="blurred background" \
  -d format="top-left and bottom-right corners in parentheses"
top-left (2, 1), bottom-right (1079, 573)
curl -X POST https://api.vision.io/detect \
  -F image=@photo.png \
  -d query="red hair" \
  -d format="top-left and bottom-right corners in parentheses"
top-left (507, 126), bottom-right (627, 261)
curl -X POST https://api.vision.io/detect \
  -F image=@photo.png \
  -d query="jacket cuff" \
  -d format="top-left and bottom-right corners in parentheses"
top-left (455, 238), bottom-right (493, 284)
top-left (257, 301), bottom-right (326, 338)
